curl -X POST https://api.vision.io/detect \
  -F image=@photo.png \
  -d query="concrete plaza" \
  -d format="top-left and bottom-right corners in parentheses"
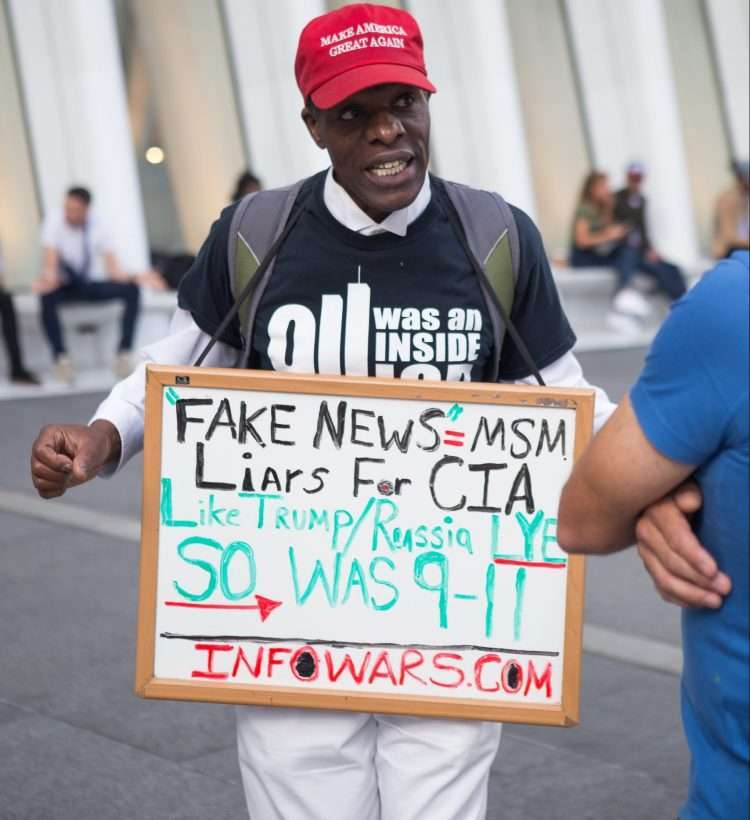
top-left (0, 348), bottom-right (690, 819)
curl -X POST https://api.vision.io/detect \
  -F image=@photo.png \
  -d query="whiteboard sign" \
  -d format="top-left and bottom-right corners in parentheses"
top-left (136, 366), bottom-right (593, 726)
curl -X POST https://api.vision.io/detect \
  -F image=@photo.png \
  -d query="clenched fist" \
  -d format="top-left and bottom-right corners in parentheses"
top-left (30, 421), bottom-right (121, 498)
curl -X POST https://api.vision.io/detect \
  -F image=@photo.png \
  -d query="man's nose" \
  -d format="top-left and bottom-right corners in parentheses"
top-left (366, 110), bottom-right (405, 144)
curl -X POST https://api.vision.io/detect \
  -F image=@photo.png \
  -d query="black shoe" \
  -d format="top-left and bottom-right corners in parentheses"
top-left (10, 370), bottom-right (41, 385)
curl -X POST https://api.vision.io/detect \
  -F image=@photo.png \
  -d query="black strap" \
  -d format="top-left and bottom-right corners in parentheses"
top-left (433, 183), bottom-right (545, 387)
top-left (193, 197), bottom-right (308, 367)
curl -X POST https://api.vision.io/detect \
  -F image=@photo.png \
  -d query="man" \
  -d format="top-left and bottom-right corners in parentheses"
top-left (30, 5), bottom-right (702, 818)
top-left (35, 186), bottom-right (141, 383)
top-left (613, 161), bottom-right (686, 302)
top-left (558, 252), bottom-right (748, 819)
top-left (713, 159), bottom-right (750, 259)
top-left (0, 239), bottom-right (38, 385)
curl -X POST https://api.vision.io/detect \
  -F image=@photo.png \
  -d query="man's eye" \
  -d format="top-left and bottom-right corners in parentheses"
top-left (339, 107), bottom-right (359, 121)
top-left (394, 94), bottom-right (415, 109)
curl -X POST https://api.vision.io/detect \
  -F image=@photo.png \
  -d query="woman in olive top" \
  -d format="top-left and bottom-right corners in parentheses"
top-left (570, 170), bottom-right (649, 319)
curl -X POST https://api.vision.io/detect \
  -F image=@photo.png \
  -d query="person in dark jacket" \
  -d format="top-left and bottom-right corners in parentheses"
top-left (614, 162), bottom-right (686, 301)
top-left (569, 170), bottom-right (650, 319)
top-left (0, 241), bottom-right (39, 385)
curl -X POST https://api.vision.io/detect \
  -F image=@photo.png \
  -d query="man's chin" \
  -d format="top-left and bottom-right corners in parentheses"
top-left (358, 176), bottom-right (425, 220)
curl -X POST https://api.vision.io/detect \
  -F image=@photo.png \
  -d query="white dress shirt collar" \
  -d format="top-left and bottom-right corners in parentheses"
top-left (322, 167), bottom-right (431, 237)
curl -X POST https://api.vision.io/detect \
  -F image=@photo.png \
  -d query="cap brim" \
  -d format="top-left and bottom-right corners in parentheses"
top-left (310, 63), bottom-right (436, 109)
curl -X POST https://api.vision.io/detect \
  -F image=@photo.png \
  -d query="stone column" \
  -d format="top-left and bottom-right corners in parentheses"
top-left (705, 0), bottom-right (749, 160)
top-left (0, 2), bottom-right (40, 286)
top-left (133, 0), bottom-right (246, 252)
top-left (564, 0), bottom-right (699, 265)
top-left (221, 0), bottom-right (329, 190)
top-left (9, 0), bottom-right (148, 271)
top-left (408, 0), bottom-right (537, 216)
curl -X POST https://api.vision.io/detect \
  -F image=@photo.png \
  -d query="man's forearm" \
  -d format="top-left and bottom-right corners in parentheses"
top-left (103, 251), bottom-right (128, 282)
top-left (558, 397), bottom-right (694, 555)
top-left (558, 470), bottom-right (637, 554)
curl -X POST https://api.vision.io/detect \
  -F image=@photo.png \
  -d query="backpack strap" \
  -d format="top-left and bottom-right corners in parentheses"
top-left (193, 179), bottom-right (308, 367)
top-left (438, 177), bottom-right (519, 317)
top-left (434, 176), bottom-right (543, 385)
top-left (228, 180), bottom-right (306, 351)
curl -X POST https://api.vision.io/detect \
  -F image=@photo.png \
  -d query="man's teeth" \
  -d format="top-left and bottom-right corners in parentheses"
top-left (369, 160), bottom-right (408, 177)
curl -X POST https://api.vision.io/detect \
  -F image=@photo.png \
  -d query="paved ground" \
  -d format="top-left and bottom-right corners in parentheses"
top-left (0, 347), bottom-right (691, 819)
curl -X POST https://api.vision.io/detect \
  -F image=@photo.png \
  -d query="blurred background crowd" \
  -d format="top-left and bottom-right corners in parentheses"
top-left (0, 0), bottom-right (748, 388)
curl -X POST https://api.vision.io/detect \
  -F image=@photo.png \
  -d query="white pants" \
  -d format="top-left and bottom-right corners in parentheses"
top-left (236, 706), bottom-right (501, 820)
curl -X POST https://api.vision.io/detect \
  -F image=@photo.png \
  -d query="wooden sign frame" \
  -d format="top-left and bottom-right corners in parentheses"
top-left (136, 365), bottom-right (593, 726)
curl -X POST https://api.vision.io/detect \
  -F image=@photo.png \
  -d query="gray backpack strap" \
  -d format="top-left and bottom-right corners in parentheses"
top-left (441, 179), bottom-right (519, 318)
top-left (227, 180), bottom-right (306, 350)
top-left (437, 177), bottom-right (543, 385)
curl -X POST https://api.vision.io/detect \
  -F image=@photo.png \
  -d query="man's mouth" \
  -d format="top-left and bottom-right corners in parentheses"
top-left (367, 159), bottom-right (410, 177)
top-left (365, 154), bottom-right (415, 181)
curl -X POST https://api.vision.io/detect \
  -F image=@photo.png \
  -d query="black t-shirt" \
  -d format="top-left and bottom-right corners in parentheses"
top-left (178, 172), bottom-right (575, 381)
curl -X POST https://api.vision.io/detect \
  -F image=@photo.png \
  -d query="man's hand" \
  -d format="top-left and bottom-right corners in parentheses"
top-left (33, 273), bottom-right (62, 294)
top-left (605, 224), bottom-right (629, 242)
top-left (636, 481), bottom-right (731, 609)
top-left (31, 421), bottom-right (121, 499)
top-left (134, 269), bottom-right (168, 291)
top-left (645, 247), bottom-right (661, 263)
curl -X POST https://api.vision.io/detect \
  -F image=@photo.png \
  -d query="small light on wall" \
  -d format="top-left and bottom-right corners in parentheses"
top-left (145, 146), bottom-right (165, 165)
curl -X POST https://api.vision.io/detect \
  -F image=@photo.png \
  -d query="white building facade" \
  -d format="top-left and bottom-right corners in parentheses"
top-left (0, 0), bottom-right (747, 287)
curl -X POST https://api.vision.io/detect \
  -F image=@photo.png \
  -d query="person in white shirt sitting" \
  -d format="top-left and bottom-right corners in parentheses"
top-left (34, 186), bottom-right (141, 383)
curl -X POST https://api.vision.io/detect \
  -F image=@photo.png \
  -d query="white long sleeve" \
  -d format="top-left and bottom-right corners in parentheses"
top-left (90, 308), bottom-right (240, 474)
top-left (91, 307), bottom-right (614, 475)
top-left (512, 350), bottom-right (616, 433)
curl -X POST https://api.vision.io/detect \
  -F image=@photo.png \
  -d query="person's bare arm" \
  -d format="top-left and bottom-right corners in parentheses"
top-left (34, 247), bottom-right (62, 293)
top-left (573, 217), bottom-right (628, 250)
top-left (31, 420), bottom-right (121, 498)
top-left (558, 396), bottom-right (731, 606)
top-left (558, 396), bottom-right (695, 553)
top-left (103, 250), bottom-right (131, 283)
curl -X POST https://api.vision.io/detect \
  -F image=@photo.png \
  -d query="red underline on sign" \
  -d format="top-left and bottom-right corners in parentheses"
top-left (493, 559), bottom-right (567, 570)
top-left (443, 440), bottom-right (464, 447)
top-left (164, 601), bottom-right (261, 610)
top-left (445, 430), bottom-right (465, 437)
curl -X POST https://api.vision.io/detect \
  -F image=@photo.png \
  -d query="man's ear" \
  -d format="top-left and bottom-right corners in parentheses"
top-left (301, 107), bottom-right (325, 149)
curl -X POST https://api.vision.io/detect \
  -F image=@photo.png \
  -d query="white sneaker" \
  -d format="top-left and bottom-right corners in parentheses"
top-left (606, 310), bottom-right (643, 336)
top-left (114, 352), bottom-right (132, 379)
top-left (612, 287), bottom-right (651, 318)
top-left (54, 355), bottom-right (74, 385)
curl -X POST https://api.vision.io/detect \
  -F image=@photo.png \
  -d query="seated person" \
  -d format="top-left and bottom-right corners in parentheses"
top-left (149, 251), bottom-right (196, 291)
top-left (713, 159), bottom-right (749, 259)
top-left (0, 241), bottom-right (38, 385)
top-left (614, 162), bottom-right (686, 301)
top-left (34, 187), bottom-right (140, 383)
top-left (569, 170), bottom-right (649, 319)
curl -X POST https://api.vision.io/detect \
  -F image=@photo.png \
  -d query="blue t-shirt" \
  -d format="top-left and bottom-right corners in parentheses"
top-left (631, 251), bottom-right (749, 819)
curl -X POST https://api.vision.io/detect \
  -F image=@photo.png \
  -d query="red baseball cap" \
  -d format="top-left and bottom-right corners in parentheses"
top-left (295, 3), bottom-right (436, 110)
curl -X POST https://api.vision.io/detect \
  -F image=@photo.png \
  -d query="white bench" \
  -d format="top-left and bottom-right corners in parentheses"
top-left (11, 288), bottom-right (177, 373)
top-left (3, 259), bottom-right (711, 379)
top-left (553, 262), bottom-right (707, 352)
